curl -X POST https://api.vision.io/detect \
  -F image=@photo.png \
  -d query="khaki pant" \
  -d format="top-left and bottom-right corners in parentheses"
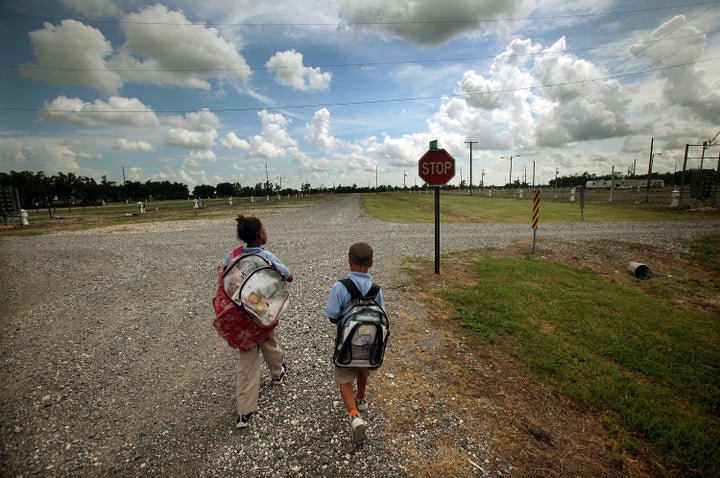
top-left (236, 333), bottom-right (284, 416)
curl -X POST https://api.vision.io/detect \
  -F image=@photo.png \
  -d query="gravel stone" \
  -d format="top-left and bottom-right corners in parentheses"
top-left (1, 194), bottom-right (718, 477)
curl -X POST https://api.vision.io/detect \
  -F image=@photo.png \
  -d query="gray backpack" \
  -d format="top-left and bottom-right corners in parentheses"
top-left (332, 278), bottom-right (389, 369)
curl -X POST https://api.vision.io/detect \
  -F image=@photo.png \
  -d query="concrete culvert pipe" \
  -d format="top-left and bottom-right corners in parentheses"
top-left (628, 262), bottom-right (652, 280)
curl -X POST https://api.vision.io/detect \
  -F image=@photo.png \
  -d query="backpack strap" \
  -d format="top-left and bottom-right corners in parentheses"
top-left (340, 277), bottom-right (380, 300)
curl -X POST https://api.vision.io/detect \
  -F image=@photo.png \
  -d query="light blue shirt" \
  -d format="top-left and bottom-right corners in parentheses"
top-left (225, 246), bottom-right (292, 280)
top-left (325, 271), bottom-right (385, 321)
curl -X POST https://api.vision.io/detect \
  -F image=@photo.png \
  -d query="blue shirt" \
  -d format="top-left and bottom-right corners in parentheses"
top-left (325, 271), bottom-right (385, 321)
top-left (225, 246), bottom-right (292, 280)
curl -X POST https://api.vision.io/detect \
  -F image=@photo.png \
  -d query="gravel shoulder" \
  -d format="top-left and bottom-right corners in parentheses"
top-left (1, 194), bottom-right (718, 477)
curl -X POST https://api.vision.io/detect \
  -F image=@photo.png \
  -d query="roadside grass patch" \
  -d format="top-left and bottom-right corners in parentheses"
top-left (2, 196), bottom-right (331, 235)
top-left (413, 249), bottom-right (719, 476)
top-left (362, 192), bottom-right (720, 223)
top-left (685, 234), bottom-right (720, 273)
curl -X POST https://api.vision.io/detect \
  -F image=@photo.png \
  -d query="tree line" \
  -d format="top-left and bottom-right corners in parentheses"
top-left (4, 168), bottom-right (709, 210)
top-left (0, 171), bottom-right (190, 207)
top-left (0, 170), bottom-right (415, 209)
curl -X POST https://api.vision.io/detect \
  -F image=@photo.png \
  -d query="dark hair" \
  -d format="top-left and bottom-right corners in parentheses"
top-left (348, 242), bottom-right (373, 266)
top-left (235, 215), bottom-right (262, 244)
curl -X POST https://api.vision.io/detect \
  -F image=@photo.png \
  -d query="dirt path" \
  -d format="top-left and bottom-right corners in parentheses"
top-left (1, 195), bottom-right (717, 477)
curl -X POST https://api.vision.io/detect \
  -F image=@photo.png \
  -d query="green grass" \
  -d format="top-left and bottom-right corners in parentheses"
top-left (2, 195), bottom-right (331, 235)
top-left (686, 234), bottom-right (720, 273)
top-left (416, 245), bottom-right (720, 475)
top-left (362, 192), bottom-right (720, 223)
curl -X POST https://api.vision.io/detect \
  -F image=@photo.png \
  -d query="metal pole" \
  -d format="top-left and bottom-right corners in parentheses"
top-left (646, 137), bottom-right (653, 203)
top-left (434, 186), bottom-right (440, 274)
top-left (465, 141), bottom-right (477, 195)
top-left (713, 149), bottom-right (720, 208)
top-left (509, 156), bottom-right (513, 189)
top-left (532, 160), bottom-right (536, 188)
top-left (678, 144), bottom-right (689, 210)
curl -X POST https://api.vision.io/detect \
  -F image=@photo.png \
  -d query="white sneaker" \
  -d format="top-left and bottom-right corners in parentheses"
top-left (235, 411), bottom-right (254, 429)
top-left (350, 415), bottom-right (367, 444)
top-left (356, 399), bottom-right (368, 411)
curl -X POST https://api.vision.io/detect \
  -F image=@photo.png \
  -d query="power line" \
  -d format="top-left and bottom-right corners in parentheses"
top-left (531, 0), bottom-right (720, 115)
top-left (2, 57), bottom-right (717, 115)
top-left (5, 31), bottom-right (713, 74)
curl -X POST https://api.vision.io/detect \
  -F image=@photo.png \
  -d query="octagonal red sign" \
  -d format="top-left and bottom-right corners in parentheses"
top-left (418, 149), bottom-right (456, 186)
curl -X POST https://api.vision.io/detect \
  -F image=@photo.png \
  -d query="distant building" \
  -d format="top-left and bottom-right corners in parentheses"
top-left (585, 179), bottom-right (664, 189)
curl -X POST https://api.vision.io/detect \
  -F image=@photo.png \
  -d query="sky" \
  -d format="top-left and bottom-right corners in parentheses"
top-left (1, 0), bottom-right (719, 191)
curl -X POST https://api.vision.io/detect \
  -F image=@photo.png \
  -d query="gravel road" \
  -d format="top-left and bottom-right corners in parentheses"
top-left (1, 194), bottom-right (718, 477)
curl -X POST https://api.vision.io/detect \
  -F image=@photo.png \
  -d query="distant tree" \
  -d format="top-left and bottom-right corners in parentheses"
top-left (193, 184), bottom-right (215, 198)
top-left (215, 182), bottom-right (235, 197)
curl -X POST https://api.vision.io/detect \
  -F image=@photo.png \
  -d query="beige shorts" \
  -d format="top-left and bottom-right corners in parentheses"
top-left (333, 366), bottom-right (373, 385)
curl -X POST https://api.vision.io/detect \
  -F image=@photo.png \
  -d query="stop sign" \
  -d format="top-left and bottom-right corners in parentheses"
top-left (418, 149), bottom-right (456, 186)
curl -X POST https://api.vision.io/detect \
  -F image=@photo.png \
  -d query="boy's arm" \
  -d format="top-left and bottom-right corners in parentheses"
top-left (325, 281), bottom-right (343, 323)
top-left (376, 289), bottom-right (385, 310)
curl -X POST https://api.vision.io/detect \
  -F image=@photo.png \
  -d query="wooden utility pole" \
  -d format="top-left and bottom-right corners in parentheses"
top-left (465, 140), bottom-right (478, 195)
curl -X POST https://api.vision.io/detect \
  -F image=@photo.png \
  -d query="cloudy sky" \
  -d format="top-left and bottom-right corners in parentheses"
top-left (1, 0), bottom-right (719, 190)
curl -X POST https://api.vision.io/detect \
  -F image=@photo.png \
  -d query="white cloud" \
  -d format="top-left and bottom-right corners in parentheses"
top-left (19, 20), bottom-right (122, 95)
top-left (184, 150), bottom-right (217, 167)
top-left (0, 137), bottom-right (82, 173)
top-left (221, 132), bottom-right (250, 150)
top-left (532, 37), bottom-right (632, 145)
top-left (165, 129), bottom-right (217, 150)
top-left (19, 4), bottom-right (252, 95)
top-left (60, 0), bottom-right (123, 19)
top-left (305, 108), bottom-right (337, 149)
top-left (165, 108), bottom-right (220, 132)
top-left (431, 97), bottom-right (504, 148)
top-left (266, 50), bottom-right (331, 91)
top-left (41, 96), bottom-right (159, 127)
top-left (247, 110), bottom-right (298, 159)
top-left (115, 138), bottom-right (154, 151)
top-left (630, 15), bottom-right (720, 124)
top-left (337, 0), bottom-right (533, 45)
top-left (164, 109), bottom-right (220, 150)
top-left (116, 4), bottom-right (251, 89)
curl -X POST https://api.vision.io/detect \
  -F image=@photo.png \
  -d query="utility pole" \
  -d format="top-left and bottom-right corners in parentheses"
top-left (646, 138), bottom-right (661, 203)
top-left (265, 163), bottom-right (270, 194)
top-left (532, 161), bottom-right (536, 189)
top-left (501, 155), bottom-right (519, 189)
top-left (465, 140), bottom-right (478, 195)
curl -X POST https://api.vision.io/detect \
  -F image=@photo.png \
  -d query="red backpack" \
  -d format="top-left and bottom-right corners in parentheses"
top-left (211, 247), bottom-right (289, 350)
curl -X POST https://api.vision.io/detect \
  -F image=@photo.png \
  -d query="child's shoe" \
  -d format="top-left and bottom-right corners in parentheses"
top-left (350, 415), bottom-right (367, 443)
top-left (356, 399), bottom-right (368, 411)
top-left (271, 362), bottom-right (287, 385)
top-left (236, 411), bottom-right (254, 429)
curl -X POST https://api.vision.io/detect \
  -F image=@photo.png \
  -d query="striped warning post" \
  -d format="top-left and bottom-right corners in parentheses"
top-left (532, 190), bottom-right (540, 230)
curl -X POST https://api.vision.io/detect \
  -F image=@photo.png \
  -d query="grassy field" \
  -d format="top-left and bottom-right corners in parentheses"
top-left (5, 190), bottom-right (718, 234)
top-left (361, 191), bottom-right (720, 223)
top-left (429, 250), bottom-right (719, 475)
top-left (368, 188), bottom-right (719, 476)
top-left (2, 195), bottom-right (330, 235)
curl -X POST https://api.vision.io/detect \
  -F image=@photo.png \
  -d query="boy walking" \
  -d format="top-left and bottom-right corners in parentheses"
top-left (325, 242), bottom-right (385, 444)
